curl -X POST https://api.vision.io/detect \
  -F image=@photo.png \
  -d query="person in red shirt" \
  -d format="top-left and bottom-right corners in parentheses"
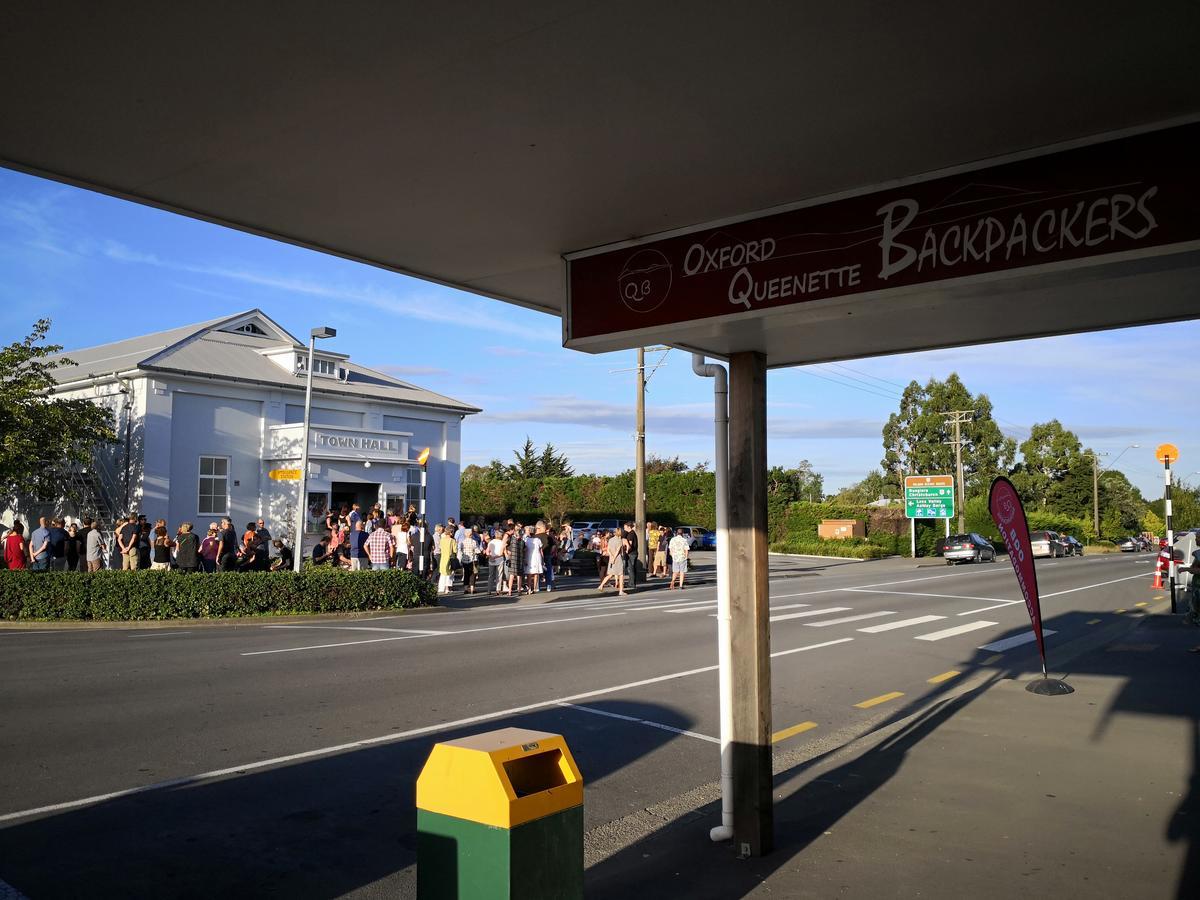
top-left (3, 521), bottom-right (28, 569)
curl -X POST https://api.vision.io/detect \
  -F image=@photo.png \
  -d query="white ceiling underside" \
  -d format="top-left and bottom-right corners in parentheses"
top-left (3, 2), bottom-right (1198, 362)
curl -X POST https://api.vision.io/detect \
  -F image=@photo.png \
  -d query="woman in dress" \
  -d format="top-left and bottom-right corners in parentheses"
top-left (436, 525), bottom-right (455, 595)
top-left (505, 523), bottom-right (526, 596)
top-left (598, 529), bottom-right (627, 595)
top-left (3, 521), bottom-right (27, 570)
top-left (150, 524), bottom-right (174, 571)
top-left (523, 525), bottom-right (543, 594)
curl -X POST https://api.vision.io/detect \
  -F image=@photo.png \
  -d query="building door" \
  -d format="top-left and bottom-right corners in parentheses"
top-left (331, 482), bottom-right (380, 518)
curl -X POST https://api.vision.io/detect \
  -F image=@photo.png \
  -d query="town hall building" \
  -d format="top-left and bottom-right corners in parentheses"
top-left (43, 310), bottom-right (479, 542)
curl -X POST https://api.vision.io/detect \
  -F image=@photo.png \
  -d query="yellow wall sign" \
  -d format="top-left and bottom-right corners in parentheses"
top-left (1156, 443), bottom-right (1180, 465)
top-left (269, 468), bottom-right (302, 481)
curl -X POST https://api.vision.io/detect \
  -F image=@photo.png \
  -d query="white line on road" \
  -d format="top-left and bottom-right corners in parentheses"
top-left (956, 571), bottom-right (1154, 615)
top-left (127, 631), bottom-right (192, 638)
top-left (849, 589), bottom-right (1010, 603)
top-left (556, 702), bottom-right (719, 744)
top-left (978, 630), bottom-right (1057, 652)
top-left (663, 603), bottom-right (720, 614)
top-left (263, 625), bottom-right (448, 635)
top-left (857, 615), bottom-right (946, 633)
top-left (770, 637), bottom-right (855, 658)
top-left (769, 604), bottom-right (811, 612)
top-left (242, 613), bottom-right (627, 656)
top-left (1, 637), bottom-right (851, 824)
top-left (956, 600), bottom-right (1025, 616)
top-left (805, 611), bottom-right (897, 627)
top-left (633, 600), bottom-right (716, 612)
top-left (771, 607), bottom-right (852, 623)
top-left (915, 621), bottom-right (998, 641)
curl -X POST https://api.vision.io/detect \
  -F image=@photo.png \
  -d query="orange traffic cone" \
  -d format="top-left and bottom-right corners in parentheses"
top-left (1152, 569), bottom-right (1163, 590)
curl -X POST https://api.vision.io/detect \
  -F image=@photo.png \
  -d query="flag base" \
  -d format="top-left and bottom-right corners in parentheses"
top-left (1026, 677), bottom-right (1074, 696)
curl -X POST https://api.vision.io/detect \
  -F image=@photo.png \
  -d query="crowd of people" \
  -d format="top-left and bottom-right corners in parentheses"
top-left (0, 513), bottom-right (293, 573)
top-left (0, 504), bottom-right (697, 594)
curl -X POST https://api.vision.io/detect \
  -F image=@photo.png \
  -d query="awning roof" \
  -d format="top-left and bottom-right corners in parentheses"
top-left (3, 3), bottom-right (1198, 361)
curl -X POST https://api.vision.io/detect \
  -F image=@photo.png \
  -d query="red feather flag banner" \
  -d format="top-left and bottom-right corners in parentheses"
top-left (988, 476), bottom-right (1047, 676)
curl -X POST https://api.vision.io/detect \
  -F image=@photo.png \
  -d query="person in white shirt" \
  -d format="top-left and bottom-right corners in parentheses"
top-left (486, 532), bottom-right (507, 594)
top-left (668, 528), bottom-right (691, 590)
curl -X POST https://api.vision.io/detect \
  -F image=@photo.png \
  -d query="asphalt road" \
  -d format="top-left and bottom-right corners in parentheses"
top-left (0, 550), bottom-right (1159, 898)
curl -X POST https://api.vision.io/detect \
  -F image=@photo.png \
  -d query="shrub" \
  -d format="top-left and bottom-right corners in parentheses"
top-left (0, 569), bottom-right (436, 621)
top-left (769, 539), bottom-right (888, 560)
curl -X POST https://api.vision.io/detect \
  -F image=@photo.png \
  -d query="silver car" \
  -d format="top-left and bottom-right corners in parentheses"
top-left (940, 533), bottom-right (997, 564)
top-left (1030, 530), bottom-right (1063, 558)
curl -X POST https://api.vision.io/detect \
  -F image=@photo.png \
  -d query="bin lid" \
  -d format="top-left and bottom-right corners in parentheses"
top-left (417, 728), bottom-right (583, 828)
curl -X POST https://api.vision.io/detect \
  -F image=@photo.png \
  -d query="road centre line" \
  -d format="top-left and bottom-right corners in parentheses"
top-left (978, 630), bottom-right (1057, 652)
top-left (771, 607), bottom-right (852, 623)
top-left (264, 625), bottom-right (449, 635)
top-left (858, 615), bottom-right (945, 633)
top-left (127, 631), bottom-right (192, 638)
top-left (915, 621), bottom-right (998, 641)
top-left (556, 702), bottom-right (718, 744)
top-left (805, 611), bottom-right (896, 627)
top-left (849, 589), bottom-right (1011, 603)
top-left (927, 670), bottom-right (960, 684)
top-left (242, 613), bottom-right (628, 656)
top-left (955, 571), bottom-right (1155, 617)
top-left (956, 600), bottom-right (1025, 616)
top-left (854, 691), bottom-right (904, 709)
top-left (772, 721), bottom-right (818, 743)
top-left (1, 636), bottom-right (852, 825)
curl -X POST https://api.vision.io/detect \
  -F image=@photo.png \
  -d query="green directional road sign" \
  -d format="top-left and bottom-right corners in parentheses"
top-left (904, 475), bottom-right (955, 519)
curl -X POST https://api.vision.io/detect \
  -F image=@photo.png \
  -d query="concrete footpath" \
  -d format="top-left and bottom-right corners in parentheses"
top-left (585, 606), bottom-right (1200, 899)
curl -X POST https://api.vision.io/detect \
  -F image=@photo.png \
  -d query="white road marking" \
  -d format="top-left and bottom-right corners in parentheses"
top-left (978, 630), bottom-right (1057, 652)
top-left (0, 637), bottom-right (850, 824)
top-left (1041, 572), bottom-right (1152, 597)
top-left (771, 607), bottom-right (852, 623)
top-left (805, 611), bottom-right (897, 627)
top-left (634, 600), bottom-right (716, 612)
top-left (769, 603), bottom-right (811, 612)
top-left (956, 600), bottom-right (1025, 616)
top-left (770, 637), bottom-right (855, 658)
top-left (663, 604), bottom-right (720, 614)
top-left (264, 625), bottom-right (448, 635)
top-left (849, 589), bottom-right (1010, 603)
top-left (242, 613), bottom-right (627, 656)
top-left (0, 630), bottom-right (67, 636)
top-left (915, 621), bottom-right (998, 641)
top-left (857, 615), bottom-right (946, 633)
top-left (127, 631), bottom-right (192, 638)
top-left (556, 702), bottom-right (719, 743)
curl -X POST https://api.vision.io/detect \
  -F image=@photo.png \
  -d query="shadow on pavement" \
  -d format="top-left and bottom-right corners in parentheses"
top-left (0, 699), bottom-right (696, 899)
top-left (586, 606), bottom-right (1199, 898)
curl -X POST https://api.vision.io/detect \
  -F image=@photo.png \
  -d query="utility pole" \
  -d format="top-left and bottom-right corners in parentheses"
top-left (942, 410), bottom-right (974, 533)
top-left (635, 347), bottom-right (647, 571)
top-left (1092, 452), bottom-right (1101, 538)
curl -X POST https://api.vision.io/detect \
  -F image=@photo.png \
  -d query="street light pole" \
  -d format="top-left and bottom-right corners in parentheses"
top-left (293, 326), bottom-right (336, 572)
top-left (635, 347), bottom-right (647, 573)
top-left (1087, 444), bottom-right (1138, 541)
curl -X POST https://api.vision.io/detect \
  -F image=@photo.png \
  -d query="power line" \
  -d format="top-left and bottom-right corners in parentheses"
top-left (792, 367), bottom-right (904, 403)
top-left (812, 364), bottom-right (903, 398)
top-left (824, 361), bottom-right (909, 390)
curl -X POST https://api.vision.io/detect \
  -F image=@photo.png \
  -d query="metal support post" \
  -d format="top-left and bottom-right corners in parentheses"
top-left (727, 351), bottom-right (772, 857)
top-left (1166, 458), bottom-right (1176, 612)
top-left (635, 347), bottom-right (647, 572)
top-left (294, 326), bottom-right (335, 571)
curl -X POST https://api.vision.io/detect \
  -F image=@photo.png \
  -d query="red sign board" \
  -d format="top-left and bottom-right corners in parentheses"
top-left (988, 477), bottom-right (1047, 672)
top-left (566, 122), bottom-right (1200, 347)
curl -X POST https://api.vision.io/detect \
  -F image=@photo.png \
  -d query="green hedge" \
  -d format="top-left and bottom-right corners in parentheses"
top-left (768, 539), bottom-right (888, 560)
top-left (0, 569), bottom-right (437, 621)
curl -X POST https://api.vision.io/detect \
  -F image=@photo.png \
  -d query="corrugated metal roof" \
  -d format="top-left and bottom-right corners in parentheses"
top-left (50, 310), bottom-right (480, 414)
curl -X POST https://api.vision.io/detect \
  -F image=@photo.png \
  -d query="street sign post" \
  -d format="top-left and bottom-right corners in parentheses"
top-left (904, 475), bottom-right (955, 519)
top-left (905, 475), bottom-right (955, 558)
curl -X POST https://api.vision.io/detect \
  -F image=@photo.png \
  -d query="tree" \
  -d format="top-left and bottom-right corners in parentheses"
top-left (881, 373), bottom-right (1015, 498)
top-left (1097, 469), bottom-right (1146, 535)
top-left (645, 454), bottom-right (691, 475)
top-left (0, 320), bottom-right (116, 506)
top-left (767, 460), bottom-right (824, 502)
top-left (537, 442), bottom-right (574, 478)
top-left (1141, 509), bottom-right (1165, 538)
top-left (1009, 420), bottom-right (1089, 514)
top-left (836, 469), bottom-right (898, 505)
top-left (508, 437), bottom-right (541, 480)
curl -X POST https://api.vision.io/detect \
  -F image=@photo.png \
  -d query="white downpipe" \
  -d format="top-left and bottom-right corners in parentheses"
top-left (693, 353), bottom-right (732, 842)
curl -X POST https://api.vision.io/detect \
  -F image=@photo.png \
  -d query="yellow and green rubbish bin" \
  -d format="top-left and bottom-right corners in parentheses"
top-left (416, 727), bottom-right (584, 899)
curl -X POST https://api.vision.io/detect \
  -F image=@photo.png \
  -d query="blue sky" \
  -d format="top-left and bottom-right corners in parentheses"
top-left (1, 167), bottom-right (1195, 500)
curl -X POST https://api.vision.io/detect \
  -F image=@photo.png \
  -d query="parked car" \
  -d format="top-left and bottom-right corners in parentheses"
top-left (939, 533), bottom-right (997, 565)
top-left (1115, 536), bottom-right (1139, 552)
top-left (598, 519), bottom-right (621, 532)
top-left (698, 529), bottom-right (717, 550)
top-left (1029, 530), bottom-right (1064, 558)
top-left (676, 525), bottom-right (708, 549)
top-left (1061, 535), bottom-right (1084, 556)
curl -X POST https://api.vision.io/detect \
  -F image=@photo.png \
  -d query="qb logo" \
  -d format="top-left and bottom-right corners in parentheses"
top-left (618, 249), bottom-right (672, 313)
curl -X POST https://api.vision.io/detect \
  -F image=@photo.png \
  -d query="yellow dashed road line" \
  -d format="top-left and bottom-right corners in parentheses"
top-left (1115, 608), bottom-right (1127, 614)
top-left (1135, 602), bottom-right (1148, 608)
top-left (927, 670), bottom-right (960, 684)
top-left (854, 691), bottom-right (904, 710)
top-left (982, 653), bottom-right (1003, 665)
top-left (1086, 618), bottom-right (1102, 625)
top-left (772, 721), bottom-right (818, 743)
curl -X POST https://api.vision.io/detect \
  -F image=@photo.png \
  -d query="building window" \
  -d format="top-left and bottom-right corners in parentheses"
top-left (198, 456), bottom-right (230, 515)
top-left (295, 355), bottom-right (338, 377)
top-left (233, 322), bottom-right (268, 336)
top-left (406, 467), bottom-right (424, 513)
